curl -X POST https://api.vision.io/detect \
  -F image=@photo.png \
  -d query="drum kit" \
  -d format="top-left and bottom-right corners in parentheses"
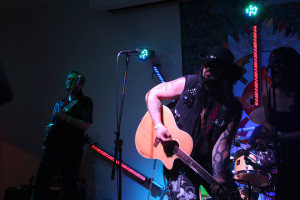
top-left (233, 147), bottom-right (277, 196)
top-left (231, 107), bottom-right (277, 199)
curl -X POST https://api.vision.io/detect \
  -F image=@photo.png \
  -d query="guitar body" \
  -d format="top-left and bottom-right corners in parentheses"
top-left (136, 106), bottom-right (242, 200)
top-left (135, 105), bottom-right (193, 170)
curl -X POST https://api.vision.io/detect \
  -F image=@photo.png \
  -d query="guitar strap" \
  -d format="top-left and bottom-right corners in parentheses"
top-left (63, 99), bottom-right (79, 112)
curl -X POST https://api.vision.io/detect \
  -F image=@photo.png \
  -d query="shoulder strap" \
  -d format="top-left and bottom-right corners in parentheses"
top-left (63, 99), bottom-right (79, 112)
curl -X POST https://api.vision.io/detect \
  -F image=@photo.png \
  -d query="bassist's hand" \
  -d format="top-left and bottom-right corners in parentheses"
top-left (156, 125), bottom-right (172, 142)
top-left (45, 123), bottom-right (53, 136)
top-left (54, 111), bottom-right (68, 122)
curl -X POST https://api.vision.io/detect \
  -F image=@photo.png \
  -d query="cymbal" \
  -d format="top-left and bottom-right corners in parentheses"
top-left (249, 106), bottom-right (265, 125)
top-left (235, 136), bottom-right (250, 141)
top-left (234, 136), bottom-right (249, 146)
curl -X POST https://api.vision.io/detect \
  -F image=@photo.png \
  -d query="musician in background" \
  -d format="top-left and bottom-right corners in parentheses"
top-left (257, 47), bottom-right (300, 200)
top-left (32, 71), bottom-right (93, 200)
top-left (146, 47), bottom-right (243, 200)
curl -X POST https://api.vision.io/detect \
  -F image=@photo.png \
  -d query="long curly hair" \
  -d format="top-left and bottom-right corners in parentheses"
top-left (269, 47), bottom-right (300, 90)
top-left (269, 47), bottom-right (300, 112)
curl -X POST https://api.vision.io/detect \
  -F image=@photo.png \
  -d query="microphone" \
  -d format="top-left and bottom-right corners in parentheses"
top-left (119, 49), bottom-right (141, 54)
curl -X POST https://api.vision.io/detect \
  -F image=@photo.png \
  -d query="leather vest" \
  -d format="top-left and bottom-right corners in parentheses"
top-left (170, 75), bottom-right (242, 165)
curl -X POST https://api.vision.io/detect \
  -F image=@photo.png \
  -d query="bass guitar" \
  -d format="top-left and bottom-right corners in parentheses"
top-left (42, 75), bottom-right (82, 149)
top-left (135, 105), bottom-right (242, 200)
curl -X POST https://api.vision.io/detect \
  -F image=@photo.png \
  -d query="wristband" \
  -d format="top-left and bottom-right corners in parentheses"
top-left (66, 115), bottom-right (71, 123)
top-left (154, 123), bottom-right (163, 130)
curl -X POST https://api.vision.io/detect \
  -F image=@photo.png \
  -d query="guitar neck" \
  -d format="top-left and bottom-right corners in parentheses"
top-left (175, 147), bottom-right (242, 200)
top-left (174, 146), bottom-right (217, 185)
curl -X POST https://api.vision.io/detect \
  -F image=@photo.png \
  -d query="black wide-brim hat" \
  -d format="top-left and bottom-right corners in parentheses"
top-left (199, 46), bottom-right (243, 83)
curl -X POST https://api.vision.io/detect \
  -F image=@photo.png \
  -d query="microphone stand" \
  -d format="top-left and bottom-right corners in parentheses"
top-left (269, 67), bottom-right (280, 158)
top-left (112, 52), bottom-right (130, 200)
top-left (269, 66), bottom-right (280, 199)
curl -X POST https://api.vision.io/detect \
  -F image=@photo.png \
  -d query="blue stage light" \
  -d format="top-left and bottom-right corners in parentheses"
top-left (152, 65), bottom-right (165, 83)
top-left (245, 4), bottom-right (258, 17)
top-left (138, 49), bottom-right (155, 61)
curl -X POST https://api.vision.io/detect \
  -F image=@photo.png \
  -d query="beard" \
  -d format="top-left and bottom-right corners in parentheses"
top-left (203, 73), bottom-right (219, 84)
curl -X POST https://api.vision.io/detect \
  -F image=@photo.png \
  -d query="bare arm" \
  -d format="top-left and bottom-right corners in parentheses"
top-left (145, 77), bottom-right (186, 141)
top-left (55, 111), bottom-right (91, 131)
top-left (66, 115), bottom-right (91, 131)
top-left (212, 111), bottom-right (242, 182)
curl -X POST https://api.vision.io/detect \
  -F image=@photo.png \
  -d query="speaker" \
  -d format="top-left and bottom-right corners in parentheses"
top-left (46, 179), bottom-right (88, 200)
top-left (4, 185), bottom-right (32, 200)
top-left (4, 178), bottom-right (88, 200)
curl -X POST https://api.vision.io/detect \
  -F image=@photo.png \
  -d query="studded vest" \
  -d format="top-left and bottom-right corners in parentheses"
top-left (170, 75), bottom-right (242, 166)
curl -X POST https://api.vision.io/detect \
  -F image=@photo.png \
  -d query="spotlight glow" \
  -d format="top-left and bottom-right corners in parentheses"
top-left (91, 144), bottom-right (146, 181)
top-left (252, 25), bottom-right (259, 107)
top-left (138, 49), bottom-right (155, 61)
top-left (245, 5), bottom-right (258, 17)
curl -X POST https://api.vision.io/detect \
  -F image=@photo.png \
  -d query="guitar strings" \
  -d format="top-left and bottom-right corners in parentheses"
top-left (173, 145), bottom-right (216, 185)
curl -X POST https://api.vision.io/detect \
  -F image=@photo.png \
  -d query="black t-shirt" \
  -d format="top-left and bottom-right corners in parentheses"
top-left (46, 93), bottom-right (93, 152)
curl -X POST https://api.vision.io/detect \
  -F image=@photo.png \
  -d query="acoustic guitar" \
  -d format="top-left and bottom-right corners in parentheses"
top-left (135, 105), bottom-right (242, 200)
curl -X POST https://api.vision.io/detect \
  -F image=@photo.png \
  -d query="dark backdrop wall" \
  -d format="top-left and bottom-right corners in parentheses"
top-left (0, 0), bottom-right (182, 199)
top-left (0, 0), bottom-right (299, 199)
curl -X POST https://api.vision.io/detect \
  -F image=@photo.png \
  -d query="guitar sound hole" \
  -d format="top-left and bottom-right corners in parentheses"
top-left (163, 140), bottom-right (179, 157)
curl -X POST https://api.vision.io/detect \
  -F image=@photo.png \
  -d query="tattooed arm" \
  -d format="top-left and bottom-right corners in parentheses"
top-left (145, 77), bottom-right (186, 141)
top-left (212, 111), bottom-right (242, 183)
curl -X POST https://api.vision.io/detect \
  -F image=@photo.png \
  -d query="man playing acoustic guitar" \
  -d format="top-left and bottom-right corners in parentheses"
top-left (145, 47), bottom-right (243, 200)
top-left (32, 70), bottom-right (93, 200)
